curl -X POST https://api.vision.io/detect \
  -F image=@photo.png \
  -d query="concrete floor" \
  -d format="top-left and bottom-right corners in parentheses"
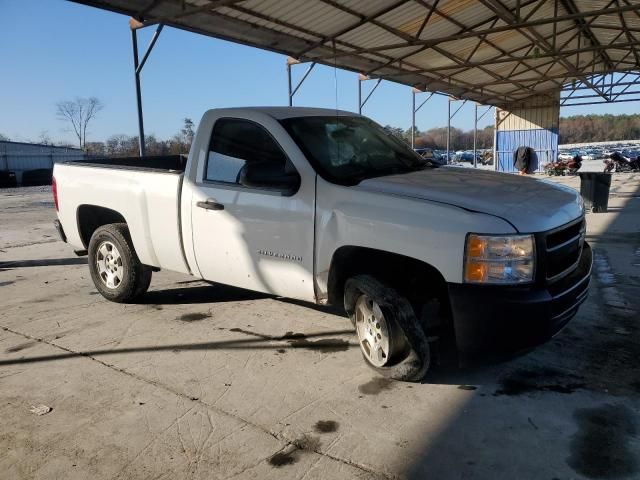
top-left (1, 176), bottom-right (639, 480)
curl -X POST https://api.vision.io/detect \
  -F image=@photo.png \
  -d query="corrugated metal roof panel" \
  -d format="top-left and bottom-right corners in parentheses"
top-left (69, 0), bottom-right (640, 106)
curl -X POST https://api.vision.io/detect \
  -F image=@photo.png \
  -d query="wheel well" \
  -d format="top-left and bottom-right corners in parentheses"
top-left (77, 205), bottom-right (126, 248)
top-left (327, 246), bottom-right (448, 308)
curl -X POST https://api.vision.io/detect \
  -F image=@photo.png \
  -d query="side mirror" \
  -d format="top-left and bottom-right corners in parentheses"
top-left (238, 161), bottom-right (300, 194)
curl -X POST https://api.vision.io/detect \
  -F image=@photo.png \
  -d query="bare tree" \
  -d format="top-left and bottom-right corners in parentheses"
top-left (38, 130), bottom-right (54, 145)
top-left (56, 97), bottom-right (104, 149)
top-left (181, 118), bottom-right (195, 145)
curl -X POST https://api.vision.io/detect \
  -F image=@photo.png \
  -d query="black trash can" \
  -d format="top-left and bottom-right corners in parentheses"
top-left (578, 172), bottom-right (612, 213)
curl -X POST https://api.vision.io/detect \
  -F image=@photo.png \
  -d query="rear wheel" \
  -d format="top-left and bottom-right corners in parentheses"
top-left (345, 275), bottom-right (430, 382)
top-left (88, 223), bottom-right (152, 303)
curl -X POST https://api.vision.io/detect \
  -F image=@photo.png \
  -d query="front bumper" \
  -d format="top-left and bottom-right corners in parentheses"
top-left (447, 242), bottom-right (592, 362)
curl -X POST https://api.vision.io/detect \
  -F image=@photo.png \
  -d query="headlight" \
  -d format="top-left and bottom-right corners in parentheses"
top-left (464, 234), bottom-right (535, 284)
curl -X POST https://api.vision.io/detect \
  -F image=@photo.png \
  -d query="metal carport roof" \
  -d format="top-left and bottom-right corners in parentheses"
top-left (70, 0), bottom-right (640, 106)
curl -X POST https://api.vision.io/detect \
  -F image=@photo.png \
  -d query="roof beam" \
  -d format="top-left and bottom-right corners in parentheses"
top-left (142, 0), bottom-right (246, 23)
top-left (309, 2), bottom-right (640, 61)
top-left (415, 0), bottom-right (440, 39)
top-left (382, 40), bottom-right (639, 73)
top-left (316, 0), bottom-right (414, 43)
top-left (442, 2), bottom-right (617, 105)
top-left (295, 0), bottom-right (408, 58)
top-left (212, 2), bottom-right (512, 101)
top-left (616, 0), bottom-right (640, 68)
top-left (559, 0), bottom-right (614, 70)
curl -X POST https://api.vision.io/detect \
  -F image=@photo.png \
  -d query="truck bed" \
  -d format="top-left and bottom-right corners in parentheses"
top-left (68, 155), bottom-right (188, 173)
top-left (53, 160), bottom-right (190, 275)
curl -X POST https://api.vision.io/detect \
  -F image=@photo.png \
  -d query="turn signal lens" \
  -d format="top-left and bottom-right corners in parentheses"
top-left (464, 234), bottom-right (535, 284)
top-left (466, 235), bottom-right (485, 258)
top-left (464, 261), bottom-right (487, 283)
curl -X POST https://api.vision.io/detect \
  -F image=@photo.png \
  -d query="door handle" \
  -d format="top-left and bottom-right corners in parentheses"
top-left (196, 200), bottom-right (225, 211)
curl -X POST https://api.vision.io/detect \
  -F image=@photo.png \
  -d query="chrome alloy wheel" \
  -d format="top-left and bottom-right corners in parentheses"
top-left (96, 241), bottom-right (123, 289)
top-left (355, 294), bottom-right (392, 367)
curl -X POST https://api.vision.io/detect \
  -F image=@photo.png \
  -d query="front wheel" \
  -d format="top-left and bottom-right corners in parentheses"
top-left (88, 223), bottom-right (152, 303)
top-left (345, 275), bottom-right (430, 382)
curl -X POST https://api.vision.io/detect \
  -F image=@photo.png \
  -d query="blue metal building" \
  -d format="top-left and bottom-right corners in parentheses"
top-left (0, 141), bottom-right (85, 185)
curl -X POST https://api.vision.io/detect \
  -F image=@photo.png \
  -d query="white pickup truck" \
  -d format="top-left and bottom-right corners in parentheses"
top-left (53, 107), bottom-right (592, 380)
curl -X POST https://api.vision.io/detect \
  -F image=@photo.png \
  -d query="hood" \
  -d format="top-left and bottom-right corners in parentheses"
top-left (357, 167), bottom-right (583, 232)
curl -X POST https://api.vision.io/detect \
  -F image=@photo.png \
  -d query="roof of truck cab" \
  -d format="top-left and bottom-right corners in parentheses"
top-left (205, 106), bottom-right (359, 120)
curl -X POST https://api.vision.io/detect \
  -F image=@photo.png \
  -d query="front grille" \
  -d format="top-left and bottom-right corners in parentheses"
top-left (546, 219), bottom-right (584, 250)
top-left (543, 217), bottom-right (585, 283)
top-left (548, 242), bottom-right (592, 330)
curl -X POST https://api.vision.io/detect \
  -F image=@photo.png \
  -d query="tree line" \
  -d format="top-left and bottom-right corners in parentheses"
top-left (387, 113), bottom-right (640, 150)
top-left (558, 114), bottom-right (640, 144)
top-left (84, 118), bottom-right (195, 157)
top-left (4, 101), bottom-right (640, 153)
top-left (384, 125), bottom-right (494, 150)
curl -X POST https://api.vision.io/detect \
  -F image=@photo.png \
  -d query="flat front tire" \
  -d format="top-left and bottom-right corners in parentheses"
top-left (88, 223), bottom-right (152, 303)
top-left (345, 275), bottom-right (430, 382)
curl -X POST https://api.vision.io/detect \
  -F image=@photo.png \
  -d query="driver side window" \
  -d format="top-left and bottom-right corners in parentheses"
top-left (205, 118), bottom-right (289, 186)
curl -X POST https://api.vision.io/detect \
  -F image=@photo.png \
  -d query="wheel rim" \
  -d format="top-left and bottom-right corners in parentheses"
top-left (355, 294), bottom-right (391, 367)
top-left (96, 241), bottom-right (124, 289)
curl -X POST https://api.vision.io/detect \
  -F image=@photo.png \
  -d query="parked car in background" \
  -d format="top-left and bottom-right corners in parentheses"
top-left (22, 168), bottom-right (53, 186)
top-left (454, 151), bottom-right (476, 163)
top-left (415, 147), bottom-right (434, 159)
top-left (558, 150), bottom-right (578, 161)
top-left (0, 170), bottom-right (17, 188)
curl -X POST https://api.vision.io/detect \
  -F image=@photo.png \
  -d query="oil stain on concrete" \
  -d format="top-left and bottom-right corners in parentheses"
top-left (178, 312), bottom-right (210, 322)
top-left (286, 336), bottom-right (350, 353)
top-left (268, 435), bottom-right (321, 468)
top-left (567, 404), bottom-right (638, 479)
top-left (358, 377), bottom-right (395, 395)
top-left (314, 420), bottom-right (339, 433)
top-left (225, 328), bottom-right (350, 353)
top-left (268, 450), bottom-right (297, 467)
top-left (494, 367), bottom-right (585, 396)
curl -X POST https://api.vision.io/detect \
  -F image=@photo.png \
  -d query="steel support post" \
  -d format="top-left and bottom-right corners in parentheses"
top-left (473, 103), bottom-right (478, 168)
top-left (446, 97), bottom-right (451, 164)
top-left (130, 20), bottom-right (164, 157)
top-left (411, 90), bottom-right (416, 148)
top-left (358, 75), bottom-right (381, 114)
top-left (287, 63), bottom-right (293, 106)
top-left (131, 28), bottom-right (145, 157)
top-left (286, 58), bottom-right (316, 106)
top-left (493, 109), bottom-right (499, 171)
top-left (411, 89), bottom-right (435, 149)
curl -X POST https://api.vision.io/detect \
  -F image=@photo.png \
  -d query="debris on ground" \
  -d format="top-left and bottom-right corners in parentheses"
top-left (29, 404), bottom-right (52, 416)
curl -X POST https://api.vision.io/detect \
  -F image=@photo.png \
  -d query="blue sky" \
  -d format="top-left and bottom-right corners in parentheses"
top-left (1, 0), bottom-right (638, 145)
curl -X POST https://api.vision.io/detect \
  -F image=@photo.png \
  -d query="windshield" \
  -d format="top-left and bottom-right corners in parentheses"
top-left (280, 115), bottom-right (431, 185)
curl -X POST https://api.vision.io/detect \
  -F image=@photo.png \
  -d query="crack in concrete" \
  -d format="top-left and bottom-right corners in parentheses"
top-left (0, 324), bottom-right (392, 480)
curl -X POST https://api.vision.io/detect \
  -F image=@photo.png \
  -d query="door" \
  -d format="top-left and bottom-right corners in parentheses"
top-left (191, 117), bottom-right (316, 302)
